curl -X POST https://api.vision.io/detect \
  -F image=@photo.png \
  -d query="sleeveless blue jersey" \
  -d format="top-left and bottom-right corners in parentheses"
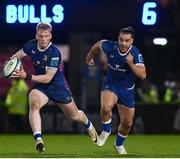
top-left (101, 40), bottom-right (144, 107)
top-left (22, 39), bottom-right (72, 103)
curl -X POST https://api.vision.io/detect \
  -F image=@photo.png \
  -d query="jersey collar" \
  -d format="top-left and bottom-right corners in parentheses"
top-left (118, 45), bottom-right (132, 56)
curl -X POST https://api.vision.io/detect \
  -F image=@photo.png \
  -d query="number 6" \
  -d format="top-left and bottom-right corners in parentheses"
top-left (142, 2), bottom-right (157, 25)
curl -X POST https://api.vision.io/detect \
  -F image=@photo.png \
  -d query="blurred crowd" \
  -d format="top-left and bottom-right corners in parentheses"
top-left (136, 73), bottom-right (180, 104)
top-left (1, 62), bottom-right (180, 134)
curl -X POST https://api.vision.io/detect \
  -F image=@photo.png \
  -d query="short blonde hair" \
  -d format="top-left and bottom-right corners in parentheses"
top-left (36, 22), bottom-right (52, 32)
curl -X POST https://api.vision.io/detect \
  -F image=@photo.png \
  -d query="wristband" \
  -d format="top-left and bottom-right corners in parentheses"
top-left (25, 74), bottom-right (32, 80)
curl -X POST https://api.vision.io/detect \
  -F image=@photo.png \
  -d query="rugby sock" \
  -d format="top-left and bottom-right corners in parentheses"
top-left (102, 119), bottom-right (112, 133)
top-left (34, 131), bottom-right (42, 141)
top-left (115, 132), bottom-right (127, 146)
top-left (84, 116), bottom-right (91, 129)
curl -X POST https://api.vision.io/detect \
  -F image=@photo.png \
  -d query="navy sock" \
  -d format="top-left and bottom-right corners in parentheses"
top-left (102, 119), bottom-right (111, 133)
top-left (116, 133), bottom-right (127, 146)
top-left (34, 133), bottom-right (42, 141)
top-left (84, 120), bottom-right (91, 129)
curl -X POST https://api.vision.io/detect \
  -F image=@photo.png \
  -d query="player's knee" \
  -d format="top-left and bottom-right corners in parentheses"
top-left (101, 104), bottom-right (112, 114)
top-left (120, 121), bottom-right (133, 131)
top-left (70, 115), bottom-right (79, 122)
top-left (29, 101), bottom-right (40, 110)
top-left (77, 110), bottom-right (84, 115)
top-left (69, 114), bottom-right (79, 122)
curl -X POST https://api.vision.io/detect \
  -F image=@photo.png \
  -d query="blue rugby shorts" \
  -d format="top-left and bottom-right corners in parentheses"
top-left (34, 83), bottom-right (72, 104)
top-left (101, 80), bottom-right (135, 108)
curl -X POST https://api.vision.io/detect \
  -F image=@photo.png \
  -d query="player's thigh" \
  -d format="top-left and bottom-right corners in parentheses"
top-left (101, 90), bottom-right (118, 109)
top-left (117, 104), bottom-right (135, 123)
top-left (29, 89), bottom-right (49, 109)
top-left (57, 100), bottom-right (79, 118)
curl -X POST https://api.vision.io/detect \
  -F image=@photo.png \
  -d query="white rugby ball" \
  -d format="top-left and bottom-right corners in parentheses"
top-left (3, 58), bottom-right (22, 78)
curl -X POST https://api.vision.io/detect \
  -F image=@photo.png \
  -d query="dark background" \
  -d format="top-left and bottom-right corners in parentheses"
top-left (0, 0), bottom-right (179, 83)
top-left (0, 0), bottom-right (180, 134)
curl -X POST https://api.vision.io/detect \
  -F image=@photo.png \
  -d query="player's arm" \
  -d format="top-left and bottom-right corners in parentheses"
top-left (31, 67), bottom-right (57, 83)
top-left (130, 64), bottom-right (146, 80)
top-left (14, 66), bottom-right (57, 84)
top-left (86, 39), bottom-right (106, 65)
top-left (11, 49), bottom-right (27, 60)
top-left (126, 53), bottom-right (146, 80)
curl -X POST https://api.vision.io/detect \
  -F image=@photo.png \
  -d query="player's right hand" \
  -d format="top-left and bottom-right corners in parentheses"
top-left (11, 65), bottom-right (26, 79)
top-left (86, 58), bottom-right (94, 66)
top-left (10, 55), bottom-right (16, 60)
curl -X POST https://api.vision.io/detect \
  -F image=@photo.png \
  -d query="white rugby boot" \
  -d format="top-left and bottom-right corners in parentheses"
top-left (87, 122), bottom-right (98, 144)
top-left (96, 131), bottom-right (111, 146)
top-left (114, 143), bottom-right (127, 155)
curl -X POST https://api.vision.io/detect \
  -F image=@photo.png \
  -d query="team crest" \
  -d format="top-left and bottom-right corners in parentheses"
top-left (43, 55), bottom-right (48, 61)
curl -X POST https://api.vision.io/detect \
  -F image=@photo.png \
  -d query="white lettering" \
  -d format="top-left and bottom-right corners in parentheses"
top-left (29, 5), bottom-right (40, 23)
top-left (41, 5), bottom-right (52, 23)
top-left (108, 64), bottom-right (127, 72)
top-left (18, 5), bottom-right (29, 23)
top-left (6, 5), bottom-right (17, 23)
top-left (52, 5), bottom-right (64, 23)
top-left (6, 4), bottom-right (64, 24)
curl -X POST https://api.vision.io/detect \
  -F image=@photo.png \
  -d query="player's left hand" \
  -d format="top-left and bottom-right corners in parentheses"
top-left (126, 53), bottom-right (134, 66)
top-left (11, 65), bottom-right (27, 79)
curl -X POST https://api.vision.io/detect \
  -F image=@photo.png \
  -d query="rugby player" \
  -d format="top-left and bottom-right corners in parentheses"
top-left (11, 22), bottom-right (98, 153)
top-left (86, 27), bottom-right (146, 154)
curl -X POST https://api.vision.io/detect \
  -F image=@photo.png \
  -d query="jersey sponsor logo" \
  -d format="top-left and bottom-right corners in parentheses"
top-left (51, 57), bottom-right (59, 67)
top-left (138, 54), bottom-right (144, 62)
top-left (108, 64), bottom-right (127, 72)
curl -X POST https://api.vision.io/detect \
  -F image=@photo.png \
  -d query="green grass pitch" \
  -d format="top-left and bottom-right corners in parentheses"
top-left (0, 134), bottom-right (180, 158)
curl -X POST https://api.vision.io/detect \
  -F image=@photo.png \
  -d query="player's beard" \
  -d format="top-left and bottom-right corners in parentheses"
top-left (38, 42), bottom-right (50, 49)
top-left (119, 46), bottom-right (128, 53)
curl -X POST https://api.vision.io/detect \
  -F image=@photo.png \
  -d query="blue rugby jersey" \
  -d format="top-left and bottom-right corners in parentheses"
top-left (22, 39), bottom-right (68, 90)
top-left (101, 40), bottom-right (144, 90)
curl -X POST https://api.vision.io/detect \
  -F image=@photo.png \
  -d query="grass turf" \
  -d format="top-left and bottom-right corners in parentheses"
top-left (0, 134), bottom-right (180, 158)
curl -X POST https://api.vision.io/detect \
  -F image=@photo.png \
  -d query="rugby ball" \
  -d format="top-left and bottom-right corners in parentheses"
top-left (3, 58), bottom-right (22, 78)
